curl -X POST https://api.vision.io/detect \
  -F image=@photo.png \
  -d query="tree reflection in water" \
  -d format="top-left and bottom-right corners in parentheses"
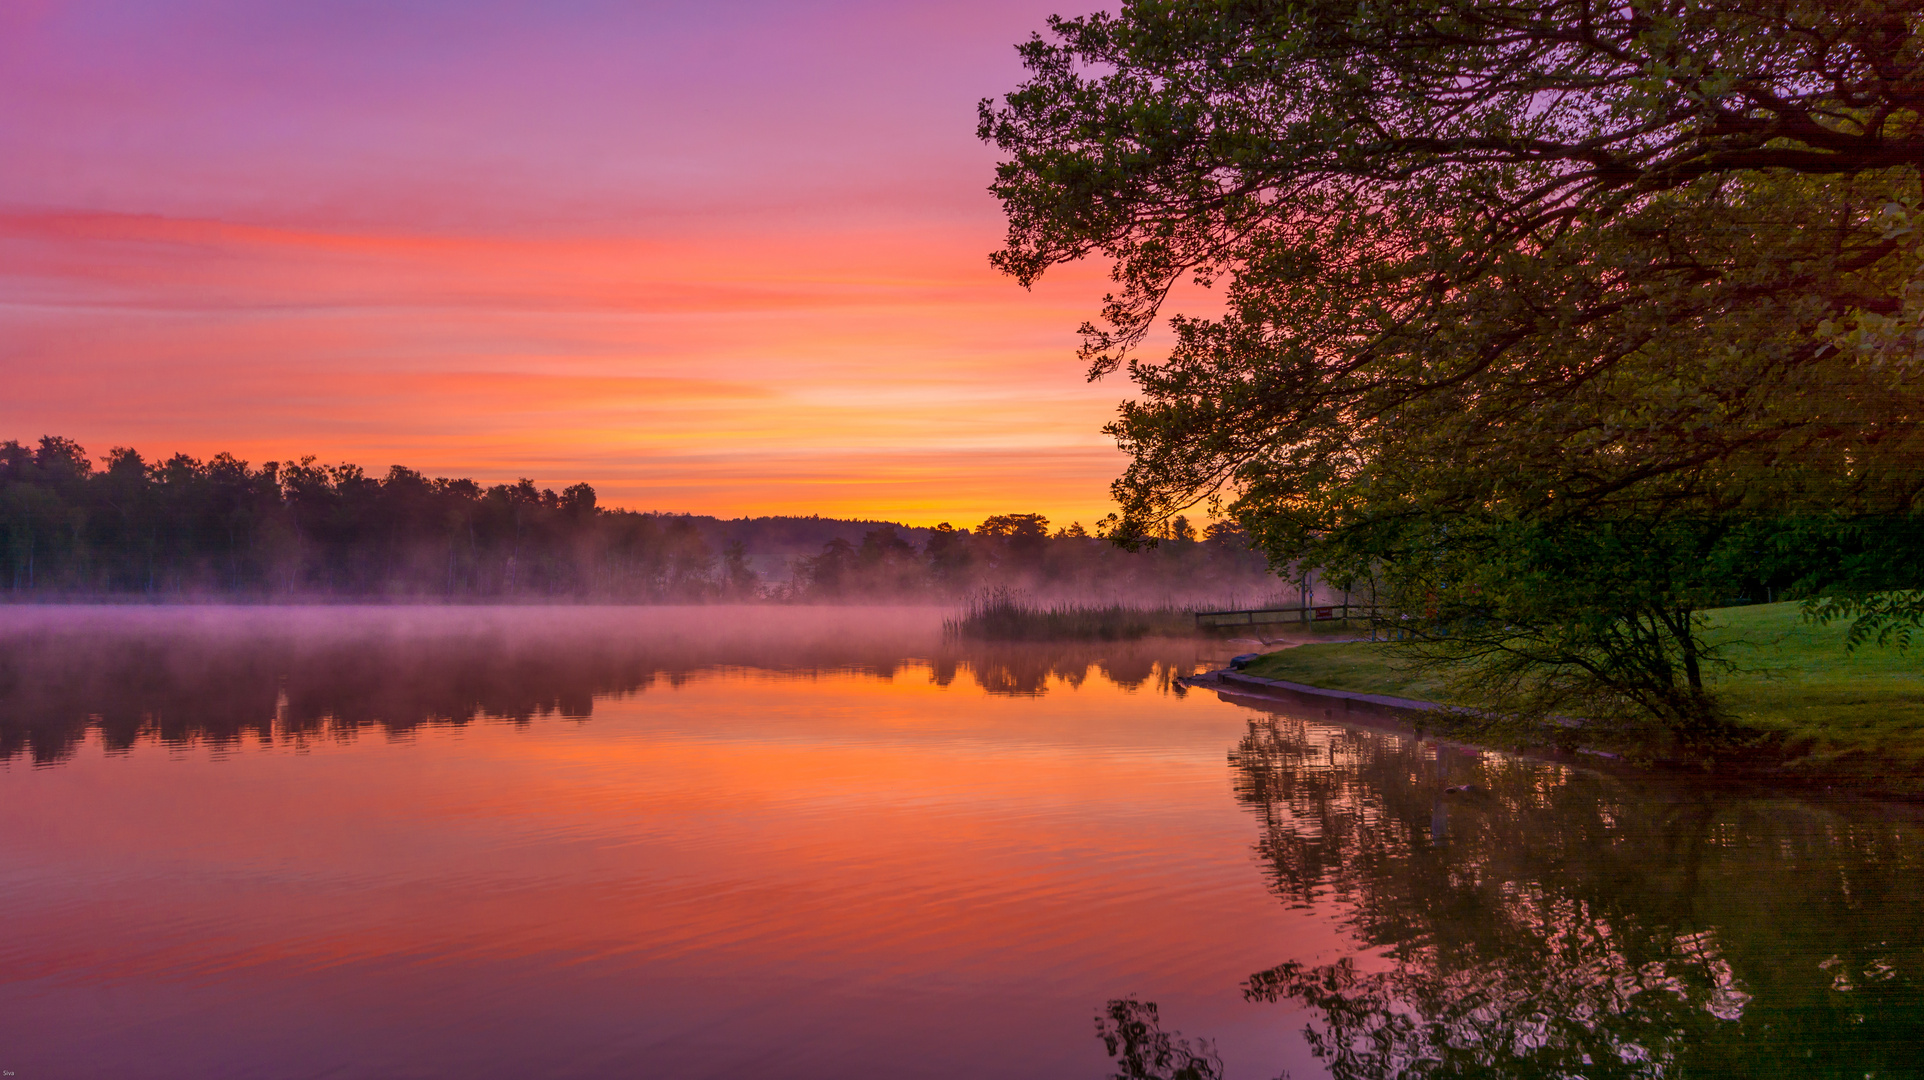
top-left (1227, 714), bottom-right (1923, 1077)
top-left (1096, 998), bottom-right (1224, 1080)
top-left (0, 608), bottom-right (1216, 764)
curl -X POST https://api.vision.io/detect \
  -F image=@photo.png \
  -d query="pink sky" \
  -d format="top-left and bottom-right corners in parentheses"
top-left (0, 0), bottom-right (1148, 526)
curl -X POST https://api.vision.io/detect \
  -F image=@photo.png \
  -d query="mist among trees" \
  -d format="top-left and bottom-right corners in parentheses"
top-left (0, 436), bottom-right (1279, 603)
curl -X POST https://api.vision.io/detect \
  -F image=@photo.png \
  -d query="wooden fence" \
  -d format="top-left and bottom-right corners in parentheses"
top-left (1193, 604), bottom-right (1379, 630)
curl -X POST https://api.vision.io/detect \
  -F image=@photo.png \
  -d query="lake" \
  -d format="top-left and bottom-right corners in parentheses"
top-left (1, 607), bottom-right (1918, 1078)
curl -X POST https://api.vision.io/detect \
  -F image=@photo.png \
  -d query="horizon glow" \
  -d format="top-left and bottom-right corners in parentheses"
top-left (1, 0), bottom-right (1146, 529)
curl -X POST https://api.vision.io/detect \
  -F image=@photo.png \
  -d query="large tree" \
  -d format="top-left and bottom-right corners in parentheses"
top-left (981, 0), bottom-right (1924, 727)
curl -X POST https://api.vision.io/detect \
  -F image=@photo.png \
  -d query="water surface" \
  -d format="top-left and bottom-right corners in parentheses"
top-left (1, 608), bottom-right (1917, 1078)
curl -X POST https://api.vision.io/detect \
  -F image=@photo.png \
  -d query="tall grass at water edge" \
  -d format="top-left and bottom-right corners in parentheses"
top-left (943, 592), bottom-right (1199, 641)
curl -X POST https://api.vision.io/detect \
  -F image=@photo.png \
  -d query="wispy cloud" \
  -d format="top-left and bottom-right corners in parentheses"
top-left (0, 0), bottom-right (1137, 524)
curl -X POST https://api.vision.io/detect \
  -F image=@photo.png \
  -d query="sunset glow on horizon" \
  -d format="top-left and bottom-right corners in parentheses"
top-left (2, 0), bottom-right (1140, 527)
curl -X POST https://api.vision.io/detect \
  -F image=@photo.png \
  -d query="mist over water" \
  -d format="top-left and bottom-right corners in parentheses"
top-left (0, 606), bottom-right (1214, 764)
top-left (1, 607), bottom-right (1918, 1078)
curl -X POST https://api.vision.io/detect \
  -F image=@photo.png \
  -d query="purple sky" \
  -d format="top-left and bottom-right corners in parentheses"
top-left (3, 0), bottom-right (1153, 525)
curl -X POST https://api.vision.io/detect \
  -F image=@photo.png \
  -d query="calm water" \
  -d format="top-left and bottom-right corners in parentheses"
top-left (1, 607), bottom-right (1918, 1079)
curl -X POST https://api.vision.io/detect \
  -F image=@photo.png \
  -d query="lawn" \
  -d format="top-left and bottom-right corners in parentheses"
top-left (1240, 601), bottom-right (1924, 786)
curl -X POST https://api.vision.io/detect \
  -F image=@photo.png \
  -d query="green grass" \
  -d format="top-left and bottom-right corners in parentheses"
top-left (1241, 639), bottom-right (1462, 701)
top-left (1240, 602), bottom-right (1924, 789)
top-left (1704, 602), bottom-right (1924, 779)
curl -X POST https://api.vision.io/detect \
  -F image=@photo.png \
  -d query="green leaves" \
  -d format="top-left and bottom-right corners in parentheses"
top-left (985, 0), bottom-right (1924, 732)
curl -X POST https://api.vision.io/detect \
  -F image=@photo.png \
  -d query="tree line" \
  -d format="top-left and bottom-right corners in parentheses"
top-left (788, 510), bottom-right (1273, 603)
top-left (0, 436), bottom-right (1277, 602)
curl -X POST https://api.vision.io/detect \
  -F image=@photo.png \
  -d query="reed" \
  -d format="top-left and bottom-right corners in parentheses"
top-left (943, 591), bottom-right (1197, 641)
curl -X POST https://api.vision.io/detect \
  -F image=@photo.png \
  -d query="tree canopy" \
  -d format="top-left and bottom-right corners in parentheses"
top-left (982, 0), bottom-right (1920, 518)
top-left (981, 0), bottom-right (1924, 726)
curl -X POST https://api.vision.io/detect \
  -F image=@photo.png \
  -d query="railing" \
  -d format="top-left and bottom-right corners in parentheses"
top-left (1193, 604), bottom-right (1378, 629)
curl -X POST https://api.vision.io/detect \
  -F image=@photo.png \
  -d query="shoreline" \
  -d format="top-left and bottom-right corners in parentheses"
top-left (1210, 668), bottom-right (1458, 714)
top-left (1186, 667), bottom-right (1924, 809)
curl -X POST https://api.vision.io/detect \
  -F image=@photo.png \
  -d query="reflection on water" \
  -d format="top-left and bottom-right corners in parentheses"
top-left (1, 610), bottom-right (1276, 1080)
top-left (2, 608), bottom-right (1920, 1079)
top-left (1096, 999), bottom-right (1225, 1080)
top-left (1224, 708), bottom-right (1924, 1077)
top-left (0, 606), bottom-right (1209, 764)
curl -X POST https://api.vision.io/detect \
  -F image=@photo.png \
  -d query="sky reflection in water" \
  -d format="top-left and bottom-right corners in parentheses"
top-left (0, 607), bottom-right (1918, 1079)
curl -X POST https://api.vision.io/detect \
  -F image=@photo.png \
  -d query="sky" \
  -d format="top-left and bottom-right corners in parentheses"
top-left (0, 0), bottom-right (1147, 527)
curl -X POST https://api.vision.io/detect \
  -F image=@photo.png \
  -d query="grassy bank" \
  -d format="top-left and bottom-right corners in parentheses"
top-left (944, 594), bottom-right (1196, 641)
top-left (1239, 601), bottom-right (1924, 791)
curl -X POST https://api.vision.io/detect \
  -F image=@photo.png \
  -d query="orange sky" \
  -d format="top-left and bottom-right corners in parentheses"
top-left (0, 1), bottom-right (1165, 527)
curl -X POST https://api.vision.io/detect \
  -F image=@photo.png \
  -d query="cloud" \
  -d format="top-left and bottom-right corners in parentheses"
top-left (0, 0), bottom-right (1141, 524)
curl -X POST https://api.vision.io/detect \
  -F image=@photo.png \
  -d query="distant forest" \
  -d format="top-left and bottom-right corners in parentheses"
top-left (0, 436), bottom-right (1280, 603)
